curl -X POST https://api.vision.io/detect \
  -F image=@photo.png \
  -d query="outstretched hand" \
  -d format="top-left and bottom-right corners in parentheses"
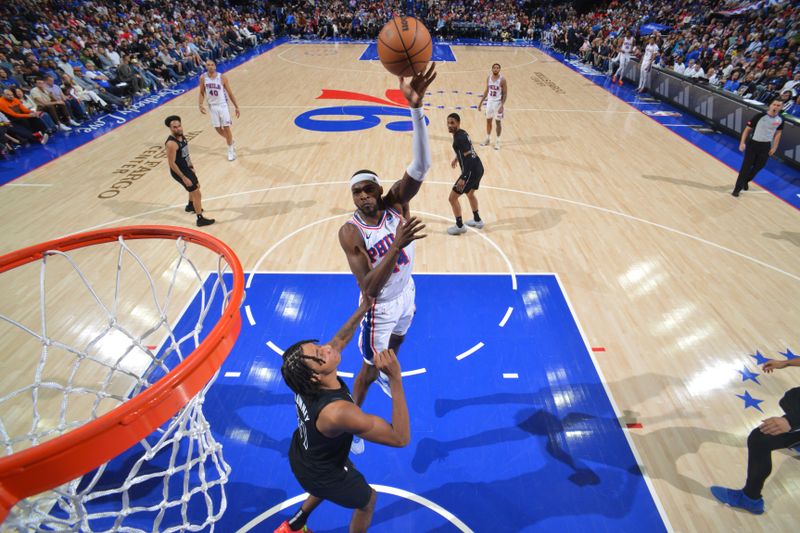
top-left (393, 216), bottom-right (426, 249)
top-left (374, 348), bottom-right (401, 380)
top-left (399, 62), bottom-right (437, 108)
top-left (763, 360), bottom-right (788, 373)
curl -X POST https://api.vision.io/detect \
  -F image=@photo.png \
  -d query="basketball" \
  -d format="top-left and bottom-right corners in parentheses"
top-left (377, 16), bottom-right (432, 77)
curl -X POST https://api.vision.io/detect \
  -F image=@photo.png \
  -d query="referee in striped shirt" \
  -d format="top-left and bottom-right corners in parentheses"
top-left (732, 99), bottom-right (784, 197)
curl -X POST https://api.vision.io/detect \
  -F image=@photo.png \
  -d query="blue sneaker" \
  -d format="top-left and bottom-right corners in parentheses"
top-left (350, 436), bottom-right (365, 455)
top-left (710, 486), bottom-right (764, 515)
top-left (375, 371), bottom-right (392, 398)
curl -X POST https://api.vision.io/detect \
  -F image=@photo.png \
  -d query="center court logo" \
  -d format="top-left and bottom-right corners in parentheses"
top-left (294, 89), bottom-right (430, 132)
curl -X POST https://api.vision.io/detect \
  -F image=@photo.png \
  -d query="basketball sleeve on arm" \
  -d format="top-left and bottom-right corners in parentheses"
top-left (406, 107), bottom-right (431, 182)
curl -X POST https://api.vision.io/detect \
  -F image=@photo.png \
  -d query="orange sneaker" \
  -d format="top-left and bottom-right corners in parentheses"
top-left (611, 75), bottom-right (617, 83)
top-left (274, 521), bottom-right (312, 533)
top-left (618, 79), bottom-right (623, 86)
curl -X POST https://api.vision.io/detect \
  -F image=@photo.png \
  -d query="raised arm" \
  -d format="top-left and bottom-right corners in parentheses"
top-left (327, 296), bottom-right (372, 353)
top-left (317, 349), bottom-right (409, 446)
top-left (382, 63), bottom-right (436, 210)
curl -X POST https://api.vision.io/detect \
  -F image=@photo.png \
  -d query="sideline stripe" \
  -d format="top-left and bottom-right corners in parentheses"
top-left (554, 273), bottom-right (673, 532)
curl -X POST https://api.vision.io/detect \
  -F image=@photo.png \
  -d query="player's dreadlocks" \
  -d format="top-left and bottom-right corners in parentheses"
top-left (281, 339), bottom-right (323, 397)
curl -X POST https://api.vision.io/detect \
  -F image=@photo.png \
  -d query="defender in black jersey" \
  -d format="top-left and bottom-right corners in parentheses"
top-left (446, 113), bottom-right (485, 235)
top-left (164, 115), bottom-right (215, 226)
top-left (276, 298), bottom-right (410, 533)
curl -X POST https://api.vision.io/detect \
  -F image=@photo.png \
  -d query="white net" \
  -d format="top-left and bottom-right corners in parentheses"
top-left (0, 232), bottom-right (239, 532)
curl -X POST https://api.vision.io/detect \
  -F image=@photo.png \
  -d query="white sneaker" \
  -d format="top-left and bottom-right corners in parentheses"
top-left (447, 224), bottom-right (467, 235)
top-left (375, 371), bottom-right (392, 398)
top-left (350, 436), bottom-right (365, 455)
top-left (227, 146), bottom-right (236, 161)
top-left (494, 139), bottom-right (501, 150)
top-left (465, 219), bottom-right (484, 229)
top-left (68, 119), bottom-right (80, 126)
top-left (479, 137), bottom-right (490, 146)
top-left (58, 124), bottom-right (72, 131)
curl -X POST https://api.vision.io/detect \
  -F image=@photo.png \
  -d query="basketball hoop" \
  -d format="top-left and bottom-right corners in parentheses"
top-left (0, 226), bottom-right (244, 531)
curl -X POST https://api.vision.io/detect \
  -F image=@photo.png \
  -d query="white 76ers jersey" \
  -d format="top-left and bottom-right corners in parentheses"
top-left (348, 207), bottom-right (414, 302)
top-left (487, 75), bottom-right (504, 102)
top-left (203, 73), bottom-right (228, 106)
top-left (621, 37), bottom-right (634, 54)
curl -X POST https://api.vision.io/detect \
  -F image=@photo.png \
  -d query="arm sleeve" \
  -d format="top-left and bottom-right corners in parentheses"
top-left (779, 387), bottom-right (800, 430)
top-left (405, 107), bottom-right (431, 182)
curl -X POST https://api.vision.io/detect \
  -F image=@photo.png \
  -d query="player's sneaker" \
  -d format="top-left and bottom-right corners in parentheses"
top-left (227, 146), bottom-right (236, 161)
top-left (196, 215), bottom-right (215, 227)
top-left (479, 137), bottom-right (490, 146)
top-left (465, 219), bottom-right (484, 229)
top-left (375, 371), bottom-right (392, 398)
top-left (494, 139), bottom-right (501, 150)
top-left (617, 79), bottom-right (623, 86)
top-left (185, 201), bottom-right (195, 213)
top-left (447, 225), bottom-right (467, 235)
top-left (350, 436), bottom-right (365, 455)
top-left (710, 486), bottom-right (764, 515)
top-left (274, 521), bottom-right (313, 533)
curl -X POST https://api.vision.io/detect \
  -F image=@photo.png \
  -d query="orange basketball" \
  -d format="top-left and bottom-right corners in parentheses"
top-left (377, 16), bottom-right (432, 77)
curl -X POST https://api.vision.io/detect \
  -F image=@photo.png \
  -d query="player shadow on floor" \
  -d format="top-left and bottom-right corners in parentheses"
top-left (217, 199), bottom-right (317, 223)
top-left (640, 174), bottom-right (732, 193)
top-left (487, 206), bottom-right (567, 234)
top-left (204, 382), bottom-right (295, 457)
top-left (422, 373), bottom-right (742, 505)
top-left (762, 230), bottom-right (800, 248)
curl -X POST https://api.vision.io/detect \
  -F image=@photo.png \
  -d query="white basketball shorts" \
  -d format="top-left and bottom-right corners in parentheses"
top-left (485, 100), bottom-right (504, 120)
top-left (358, 278), bottom-right (416, 364)
top-left (209, 105), bottom-right (232, 128)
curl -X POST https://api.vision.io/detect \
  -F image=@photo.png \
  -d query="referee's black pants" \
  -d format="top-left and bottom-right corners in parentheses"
top-left (743, 427), bottom-right (800, 499)
top-left (734, 140), bottom-right (771, 193)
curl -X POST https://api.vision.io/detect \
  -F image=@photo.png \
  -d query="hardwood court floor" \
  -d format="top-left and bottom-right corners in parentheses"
top-left (1, 43), bottom-right (799, 532)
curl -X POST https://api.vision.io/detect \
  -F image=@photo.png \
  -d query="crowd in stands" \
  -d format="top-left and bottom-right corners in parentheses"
top-left (1, 0), bottom-right (798, 160)
top-left (0, 0), bottom-right (277, 159)
top-left (544, 0), bottom-right (799, 116)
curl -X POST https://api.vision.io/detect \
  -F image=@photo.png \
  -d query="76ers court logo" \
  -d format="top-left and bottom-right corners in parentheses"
top-left (294, 89), bottom-right (430, 132)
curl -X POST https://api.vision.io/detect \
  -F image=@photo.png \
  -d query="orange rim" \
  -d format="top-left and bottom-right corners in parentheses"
top-left (0, 226), bottom-right (244, 523)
